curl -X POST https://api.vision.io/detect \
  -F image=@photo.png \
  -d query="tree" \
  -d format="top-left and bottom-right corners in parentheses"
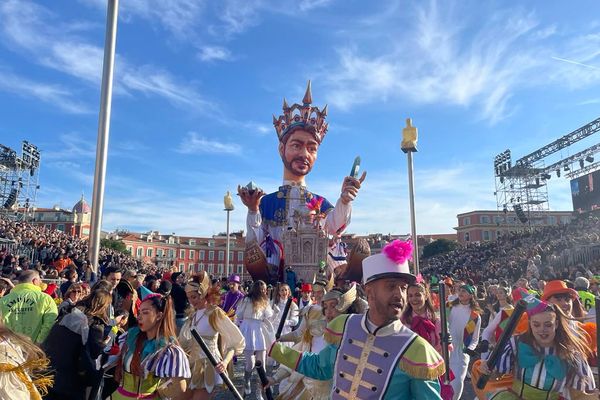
top-left (101, 238), bottom-right (128, 254)
top-left (422, 238), bottom-right (459, 259)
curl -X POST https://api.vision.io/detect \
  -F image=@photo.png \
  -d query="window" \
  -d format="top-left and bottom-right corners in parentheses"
top-left (229, 251), bottom-right (234, 262)
top-left (218, 264), bottom-right (224, 274)
top-left (237, 265), bottom-right (243, 274)
top-left (137, 248), bottom-right (143, 257)
top-left (157, 248), bottom-right (163, 257)
top-left (168, 249), bottom-right (174, 258)
top-left (482, 231), bottom-right (490, 241)
top-left (126, 246), bottom-right (133, 255)
top-left (199, 263), bottom-right (205, 271)
top-left (209, 251), bottom-right (215, 261)
top-left (168, 237), bottom-right (175, 244)
top-left (82, 227), bottom-right (90, 235)
top-left (464, 232), bottom-right (470, 242)
top-left (146, 248), bottom-right (153, 257)
top-left (56, 224), bottom-right (65, 232)
top-left (179, 263), bottom-right (184, 271)
top-left (547, 216), bottom-right (556, 225)
top-left (189, 239), bottom-right (196, 246)
top-left (494, 216), bottom-right (504, 224)
top-left (45, 224), bottom-right (52, 229)
top-left (189, 250), bottom-right (195, 260)
top-left (180, 249), bottom-right (185, 259)
top-left (200, 250), bottom-right (205, 260)
top-left (208, 264), bottom-right (214, 274)
top-left (188, 263), bottom-right (194, 272)
top-left (208, 240), bottom-right (214, 247)
top-left (238, 251), bottom-right (244, 261)
top-left (463, 217), bottom-right (471, 225)
top-left (560, 216), bottom-right (570, 224)
top-left (218, 251), bottom-right (224, 261)
top-left (480, 215), bottom-right (490, 224)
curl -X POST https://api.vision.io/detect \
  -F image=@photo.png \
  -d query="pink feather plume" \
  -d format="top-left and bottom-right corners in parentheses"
top-left (382, 240), bottom-right (413, 264)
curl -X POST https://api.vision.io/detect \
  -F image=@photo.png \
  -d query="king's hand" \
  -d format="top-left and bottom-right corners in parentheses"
top-left (237, 185), bottom-right (264, 212)
top-left (340, 171), bottom-right (366, 204)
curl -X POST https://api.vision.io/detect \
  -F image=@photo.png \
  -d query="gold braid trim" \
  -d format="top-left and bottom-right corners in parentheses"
top-left (0, 358), bottom-right (54, 400)
top-left (398, 358), bottom-right (445, 380)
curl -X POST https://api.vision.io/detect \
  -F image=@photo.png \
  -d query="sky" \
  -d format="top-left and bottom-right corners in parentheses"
top-left (1, 0), bottom-right (600, 237)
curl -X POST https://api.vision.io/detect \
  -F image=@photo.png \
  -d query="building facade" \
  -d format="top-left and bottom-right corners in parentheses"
top-left (455, 209), bottom-right (574, 244)
top-left (18, 197), bottom-right (92, 238)
top-left (119, 231), bottom-right (248, 279)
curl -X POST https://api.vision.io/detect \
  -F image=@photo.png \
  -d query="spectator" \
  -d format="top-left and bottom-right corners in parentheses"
top-left (60, 268), bottom-right (79, 297)
top-left (0, 270), bottom-right (58, 343)
top-left (58, 282), bottom-right (83, 317)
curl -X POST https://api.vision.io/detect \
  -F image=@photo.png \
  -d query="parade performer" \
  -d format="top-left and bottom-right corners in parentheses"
top-left (237, 280), bottom-right (275, 397)
top-left (268, 284), bottom-right (359, 399)
top-left (0, 323), bottom-right (52, 400)
top-left (112, 293), bottom-right (191, 400)
top-left (178, 272), bottom-right (245, 399)
top-left (269, 239), bottom-right (445, 399)
top-left (238, 81), bottom-right (366, 283)
top-left (481, 285), bottom-right (514, 350)
top-left (221, 274), bottom-right (245, 321)
top-left (271, 283), bottom-right (299, 342)
top-left (402, 282), bottom-right (454, 400)
top-left (479, 297), bottom-right (597, 399)
top-left (448, 283), bottom-right (482, 400)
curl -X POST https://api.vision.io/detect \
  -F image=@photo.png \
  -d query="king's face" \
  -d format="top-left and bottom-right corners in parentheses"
top-left (279, 129), bottom-right (319, 177)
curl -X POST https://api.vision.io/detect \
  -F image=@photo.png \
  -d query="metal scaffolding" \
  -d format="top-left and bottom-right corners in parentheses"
top-left (0, 141), bottom-right (41, 218)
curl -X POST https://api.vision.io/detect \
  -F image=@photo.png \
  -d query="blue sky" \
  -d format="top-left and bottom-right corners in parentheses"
top-left (1, 0), bottom-right (600, 236)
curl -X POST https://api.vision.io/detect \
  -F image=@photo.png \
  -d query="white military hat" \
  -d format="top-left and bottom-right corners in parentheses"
top-left (362, 239), bottom-right (416, 285)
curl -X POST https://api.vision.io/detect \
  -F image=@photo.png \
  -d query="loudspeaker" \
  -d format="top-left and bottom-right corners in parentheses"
top-left (3, 188), bottom-right (17, 209)
top-left (513, 204), bottom-right (528, 224)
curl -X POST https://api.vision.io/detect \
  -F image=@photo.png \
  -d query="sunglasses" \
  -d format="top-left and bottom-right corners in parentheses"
top-left (71, 290), bottom-right (83, 294)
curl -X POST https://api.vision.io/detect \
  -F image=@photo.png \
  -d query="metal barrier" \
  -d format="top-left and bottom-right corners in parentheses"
top-left (550, 244), bottom-right (600, 270)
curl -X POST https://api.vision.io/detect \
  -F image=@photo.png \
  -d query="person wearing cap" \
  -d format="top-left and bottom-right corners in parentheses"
top-left (448, 282), bottom-right (482, 399)
top-left (299, 282), bottom-right (314, 311)
top-left (479, 295), bottom-right (597, 399)
top-left (268, 284), bottom-right (359, 399)
top-left (269, 240), bottom-right (445, 399)
top-left (220, 274), bottom-right (245, 321)
top-left (542, 280), bottom-right (586, 321)
top-left (178, 272), bottom-right (245, 398)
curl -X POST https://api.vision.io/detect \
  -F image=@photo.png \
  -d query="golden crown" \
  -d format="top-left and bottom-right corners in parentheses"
top-left (273, 81), bottom-right (328, 143)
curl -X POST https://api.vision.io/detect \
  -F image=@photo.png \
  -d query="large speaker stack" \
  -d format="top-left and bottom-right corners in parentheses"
top-left (513, 204), bottom-right (528, 224)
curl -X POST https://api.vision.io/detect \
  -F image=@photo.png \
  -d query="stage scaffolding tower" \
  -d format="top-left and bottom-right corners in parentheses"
top-left (494, 149), bottom-right (550, 228)
top-left (0, 141), bottom-right (41, 219)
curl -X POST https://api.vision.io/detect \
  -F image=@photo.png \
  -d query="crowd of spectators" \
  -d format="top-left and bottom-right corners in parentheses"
top-left (422, 213), bottom-right (600, 283)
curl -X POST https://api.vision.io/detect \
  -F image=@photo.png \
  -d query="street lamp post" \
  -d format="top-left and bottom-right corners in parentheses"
top-left (89, 0), bottom-right (119, 274)
top-left (224, 191), bottom-right (235, 278)
top-left (401, 118), bottom-right (420, 276)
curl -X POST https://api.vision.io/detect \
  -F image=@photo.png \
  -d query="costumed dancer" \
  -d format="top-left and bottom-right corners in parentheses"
top-left (269, 239), bottom-right (445, 399)
top-left (238, 81), bottom-right (365, 283)
top-left (448, 283), bottom-right (482, 400)
top-left (479, 296), bottom-right (597, 399)
top-left (221, 274), bottom-right (245, 321)
top-left (0, 323), bottom-right (52, 400)
top-left (112, 293), bottom-right (191, 400)
top-left (402, 282), bottom-right (454, 400)
top-left (480, 285), bottom-right (514, 356)
top-left (178, 272), bottom-right (245, 399)
top-left (237, 280), bottom-right (275, 397)
top-left (271, 283), bottom-right (299, 343)
top-left (269, 284), bottom-right (359, 399)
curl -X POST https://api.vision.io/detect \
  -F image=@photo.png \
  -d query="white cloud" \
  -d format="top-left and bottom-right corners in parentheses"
top-left (0, 0), bottom-right (214, 112)
top-left (197, 46), bottom-right (233, 62)
top-left (298, 0), bottom-right (334, 12)
top-left (318, 2), bottom-right (600, 124)
top-left (177, 132), bottom-right (242, 155)
top-left (44, 133), bottom-right (97, 160)
top-left (0, 69), bottom-right (90, 114)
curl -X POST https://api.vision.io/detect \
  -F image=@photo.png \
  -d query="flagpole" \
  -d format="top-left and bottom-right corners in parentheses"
top-left (89, 0), bottom-right (119, 274)
top-left (401, 119), bottom-right (420, 276)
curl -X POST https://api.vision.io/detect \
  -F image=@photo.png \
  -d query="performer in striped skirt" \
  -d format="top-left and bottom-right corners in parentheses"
top-left (112, 293), bottom-right (191, 400)
top-left (479, 296), bottom-right (597, 399)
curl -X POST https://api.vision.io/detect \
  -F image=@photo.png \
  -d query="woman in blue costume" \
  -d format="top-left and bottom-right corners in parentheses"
top-left (479, 296), bottom-right (597, 399)
top-left (112, 293), bottom-right (191, 400)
